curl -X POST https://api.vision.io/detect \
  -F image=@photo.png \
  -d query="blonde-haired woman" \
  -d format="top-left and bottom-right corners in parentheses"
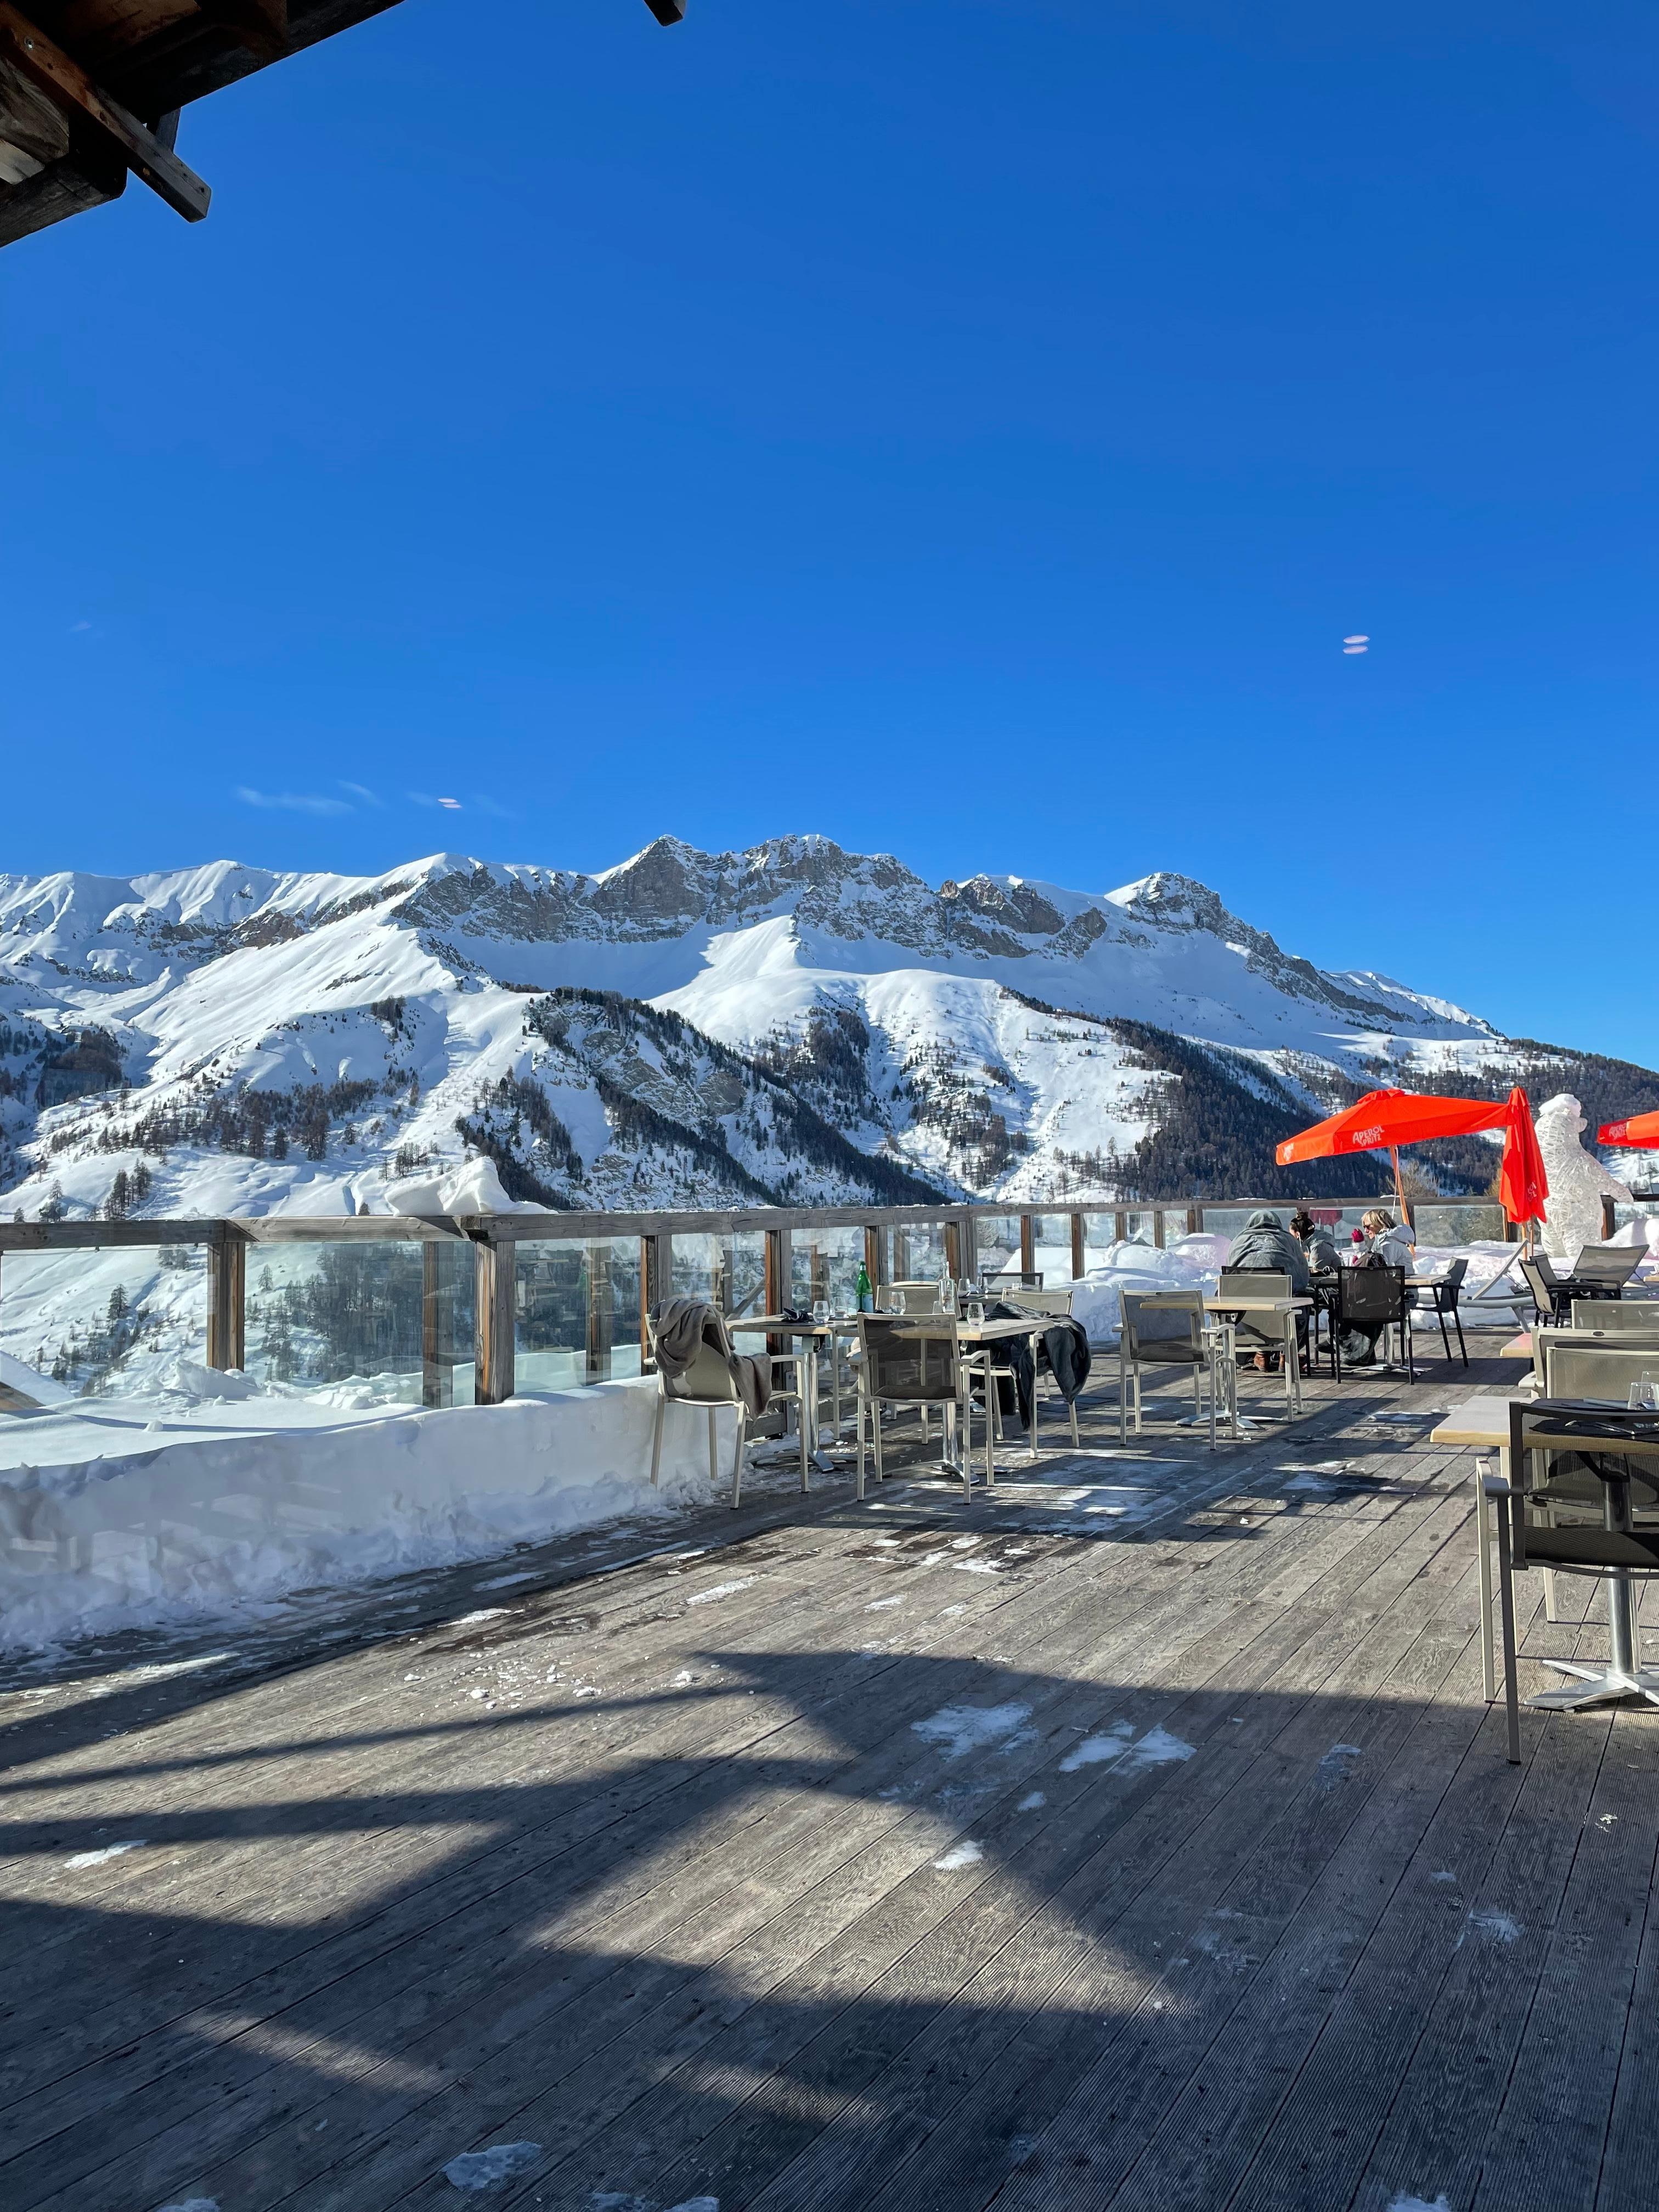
top-left (1362, 1210), bottom-right (1417, 1273)
top-left (1338, 1209), bottom-right (1417, 1368)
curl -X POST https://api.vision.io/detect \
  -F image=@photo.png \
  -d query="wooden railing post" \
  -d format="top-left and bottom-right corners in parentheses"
top-left (206, 1227), bottom-right (245, 1371)
top-left (1019, 1214), bottom-right (1035, 1277)
top-left (473, 1231), bottom-right (516, 1404)
top-left (1071, 1213), bottom-right (1084, 1282)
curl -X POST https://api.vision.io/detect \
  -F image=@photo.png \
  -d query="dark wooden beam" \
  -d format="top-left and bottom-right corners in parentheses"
top-left (0, 1), bottom-right (210, 218)
top-left (0, 51), bottom-right (68, 181)
top-left (197, 0), bottom-right (288, 65)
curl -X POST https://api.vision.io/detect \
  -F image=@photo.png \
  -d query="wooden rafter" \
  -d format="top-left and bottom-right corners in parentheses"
top-left (0, 0), bottom-right (682, 249)
top-left (0, 1), bottom-right (208, 216)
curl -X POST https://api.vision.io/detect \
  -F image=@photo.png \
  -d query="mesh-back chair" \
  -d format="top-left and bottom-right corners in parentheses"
top-left (1571, 1245), bottom-right (1644, 1293)
top-left (1328, 1265), bottom-right (1413, 1383)
top-left (992, 1286), bottom-right (1083, 1448)
top-left (855, 1316), bottom-right (986, 1500)
top-left (647, 1318), bottom-right (808, 1508)
top-left (1215, 1269), bottom-right (1295, 1348)
top-left (1413, 1256), bottom-right (1470, 1367)
top-left (1119, 1291), bottom-right (1222, 1449)
top-left (882, 1279), bottom-right (947, 1314)
top-left (1521, 1255), bottom-right (1572, 1327)
top-left (1488, 1401), bottom-right (1659, 1758)
top-left (1541, 1342), bottom-right (1659, 1407)
top-left (1571, 1299), bottom-right (1659, 1332)
top-left (980, 1269), bottom-right (1042, 1294)
top-left (1215, 1268), bottom-right (1305, 1413)
top-left (1530, 1326), bottom-right (1659, 1396)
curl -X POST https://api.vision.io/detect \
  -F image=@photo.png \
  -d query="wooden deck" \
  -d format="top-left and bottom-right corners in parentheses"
top-left (3, 1341), bottom-right (1657, 2212)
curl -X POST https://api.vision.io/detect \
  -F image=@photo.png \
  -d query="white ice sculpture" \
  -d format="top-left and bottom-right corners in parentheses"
top-left (1534, 1092), bottom-right (1630, 1261)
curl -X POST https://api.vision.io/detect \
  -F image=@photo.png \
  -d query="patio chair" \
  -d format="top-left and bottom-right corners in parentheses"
top-left (1119, 1290), bottom-right (1223, 1449)
top-left (1540, 1341), bottom-right (1659, 1407)
top-left (1530, 1325), bottom-right (1659, 1401)
top-left (1413, 1256), bottom-right (1469, 1367)
top-left (980, 1268), bottom-right (1042, 1294)
top-left (855, 1316), bottom-right (985, 1501)
top-left (984, 1286), bottom-right (1085, 1449)
top-left (1488, 1401), bottom-right (1659, 1761)
top-left (1570, 1245), bottom-right (1644, 1298)
top-left (882, 1279), bottom-right (948, 1313)
top-left (1327, 1265), bottom-right (1413, 1383)
top-left (1571, 1299), bottom-right (1659, 1331)
top-left (1521, 1255), bottom-right (1572, 1327)
top-left (647, 1315), bottom-right (808, 1508)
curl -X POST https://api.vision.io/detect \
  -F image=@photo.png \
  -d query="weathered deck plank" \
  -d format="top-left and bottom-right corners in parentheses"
top-left (3, 1348), bottom-right (1656, 2212)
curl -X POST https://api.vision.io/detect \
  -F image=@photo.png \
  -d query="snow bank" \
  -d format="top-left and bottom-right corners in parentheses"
top-left (0, 1350), bottom-right (71, 1409)
top-left (0, 1376), bottom-right (741, 1654)
top-left (1070, 1235), bottom-right (1225, 1346)
top-left (382, 1154), bottom-right (533, 1217)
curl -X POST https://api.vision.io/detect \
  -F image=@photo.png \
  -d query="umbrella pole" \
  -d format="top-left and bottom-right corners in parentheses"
top-left (1390, 1147), bottom-right (1410, 1224)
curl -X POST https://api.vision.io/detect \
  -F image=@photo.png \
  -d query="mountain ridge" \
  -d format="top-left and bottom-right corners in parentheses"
top-left (1, 837), bottom-right (1652, 1222)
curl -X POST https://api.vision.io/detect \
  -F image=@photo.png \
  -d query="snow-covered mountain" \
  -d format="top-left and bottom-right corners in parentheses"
top-left (2, 835), bottom-right (1655, 1223)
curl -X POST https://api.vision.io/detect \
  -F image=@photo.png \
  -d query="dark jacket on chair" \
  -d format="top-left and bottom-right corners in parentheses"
top-left (984, 1302), bottom-right (1092, 1429)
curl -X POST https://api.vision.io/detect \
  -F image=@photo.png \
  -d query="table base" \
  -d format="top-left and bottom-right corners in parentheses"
top-left (1527, 1661), bottom-right (1659, 1712)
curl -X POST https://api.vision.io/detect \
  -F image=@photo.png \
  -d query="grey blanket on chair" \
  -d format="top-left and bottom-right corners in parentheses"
top-left (650, 1298), bottom-right (771, 1419)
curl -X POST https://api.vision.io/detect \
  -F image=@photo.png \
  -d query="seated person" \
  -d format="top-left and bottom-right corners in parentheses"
top-left (1290, 1208), bottom-right (1341, 1274)
top-left (1224, 1208), bottom-right (1310, 1372)
top-left (1339, 1210), bottom-right (1417, 1367)
top-left (1362, 1209), bottom-right (1417, 1273)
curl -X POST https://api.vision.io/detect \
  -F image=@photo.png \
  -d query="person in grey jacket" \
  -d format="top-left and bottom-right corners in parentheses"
top-left (1223, 1209), bottom-right (1310, 1371)
top-left (1225, 1209), bottom-right (1311, 1294)
top-left (1290, 1209), bottom-right (1341, 1274)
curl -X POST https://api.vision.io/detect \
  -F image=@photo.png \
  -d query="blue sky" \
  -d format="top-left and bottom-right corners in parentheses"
top-left (4, 1), bottom-right (1656, 1059)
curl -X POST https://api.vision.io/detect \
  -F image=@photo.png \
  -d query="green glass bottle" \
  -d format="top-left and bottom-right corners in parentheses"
top-left (855, 1259), bottom-right (873, 1313)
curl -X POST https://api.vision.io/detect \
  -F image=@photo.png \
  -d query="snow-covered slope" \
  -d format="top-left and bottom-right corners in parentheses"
top-left (2, 836), bottom-right (1653, 1231)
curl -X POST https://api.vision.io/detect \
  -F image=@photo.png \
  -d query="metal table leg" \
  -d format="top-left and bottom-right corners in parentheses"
top-left (1475, 1459), bottom-right (1496, 1703)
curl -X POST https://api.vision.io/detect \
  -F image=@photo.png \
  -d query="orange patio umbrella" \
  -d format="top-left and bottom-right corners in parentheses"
top-left (1599, 1111), bottom-right (1659, 1149)
top-left (1275, 1086), bottom-right (1548, 1227)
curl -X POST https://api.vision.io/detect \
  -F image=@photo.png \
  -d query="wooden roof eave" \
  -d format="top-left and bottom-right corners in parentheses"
top-left (1, 0), bottom-right (682, 251)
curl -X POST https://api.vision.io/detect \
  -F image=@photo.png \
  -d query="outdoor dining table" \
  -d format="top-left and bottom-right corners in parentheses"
top-left (730, 1309), bottom-right (1057, 1481)
top-left (1203, 1294), bottom-right (1313, 1418)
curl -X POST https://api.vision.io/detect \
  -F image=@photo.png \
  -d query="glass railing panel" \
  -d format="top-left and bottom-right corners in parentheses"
top-left (789, 1226), bottom-right (867, 1314)
top-left (1030, 1213), bottom-right (1076, 1283)
top-left (973, 1214), bottom-right (1024, 1283)
top-left (1122, 1211), bottom-right (1159, 1247)
top-left (244, 1240), bottom-right (428, 1405)
top-left (0, 1242), bottom-right (210, 1403)
top-left (884, 1222), bottom-right (950, 1289)
top-left (1197, 1206), bottom-right (1257, 1248)
top-left (426, 1238), bottom-right (477, 1407)
top-left (667, 1231), bottom-right (768, 1318)
top-left (1412, 1202), bottom-right (1506, 1249)
top-left (516, 1237), bottom-right (643, 1390)
top-left (1079, 1209), bottom-right (1124, 1273)
top-left (590, 1237), bottom-right (645, 1380)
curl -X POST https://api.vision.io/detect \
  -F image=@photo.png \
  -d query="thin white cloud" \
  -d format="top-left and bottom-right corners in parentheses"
top-left (408, 792), bottom-right (464, 811)
top-left (466, 795), bottom-right (514, 819)
top-left (338, 781), bottom-right (384, 808)
top-left (68, 620), bottom-right (92, 634)
top-left (236, 786), bottom-right (353, 817)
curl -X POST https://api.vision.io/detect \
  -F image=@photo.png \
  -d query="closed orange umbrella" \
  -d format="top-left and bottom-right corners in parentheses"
top-left (1276, 1085), bottom-right (1548, 1226)
top-left (1599, 1111), bottom-right (1659, 1148)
